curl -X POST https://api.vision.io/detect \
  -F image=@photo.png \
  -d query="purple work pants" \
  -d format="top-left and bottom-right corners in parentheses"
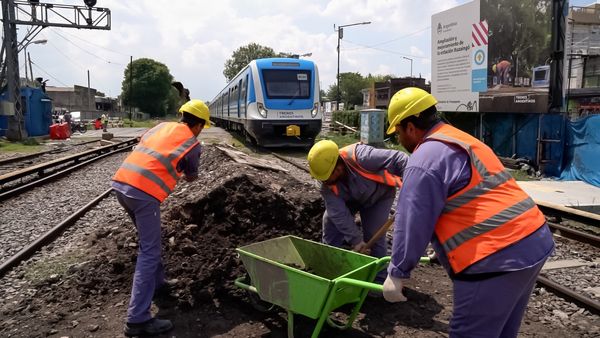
top-left (450, 258), bottom-right (546, 337)
top-left (322, 195), bottom-right (394, 282)
top-left (115, 191), bottom-right (165, 324)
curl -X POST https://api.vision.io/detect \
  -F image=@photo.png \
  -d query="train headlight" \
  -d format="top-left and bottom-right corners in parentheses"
top-left (257, 102), bottom-right (268, 118)
top-left (310, 103), bottom-right (319, 118)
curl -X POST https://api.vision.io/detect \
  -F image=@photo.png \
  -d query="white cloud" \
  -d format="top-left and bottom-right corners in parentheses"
top-left (25, 0), bottom-right (462, 101)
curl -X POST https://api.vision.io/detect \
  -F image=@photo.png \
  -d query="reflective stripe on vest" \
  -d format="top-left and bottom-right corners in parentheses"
top-left (112, 122), bottom-right (198, 202)
top-left (327, 143), bottom-right (402, 196)
top-left (423, 124), bottom-right (545, 273)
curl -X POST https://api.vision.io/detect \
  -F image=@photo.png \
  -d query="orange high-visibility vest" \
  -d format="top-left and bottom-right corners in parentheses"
top-left (113, 122), bottom-right (199, 202)
top-left (327, 143), bottom-right (403, 196)
top-left (422, 123), bottom-right (546, 273)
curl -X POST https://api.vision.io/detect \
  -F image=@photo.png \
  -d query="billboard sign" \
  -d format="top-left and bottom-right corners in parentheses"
top-left (432, 0), bottom-right (553, 113)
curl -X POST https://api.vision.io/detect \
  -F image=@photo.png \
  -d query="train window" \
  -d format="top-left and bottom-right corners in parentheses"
top-left (262, 69), bottom-right (311, 99)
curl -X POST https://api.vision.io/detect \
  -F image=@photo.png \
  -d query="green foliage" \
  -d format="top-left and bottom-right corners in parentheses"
top-left (316, 133), bottom-right (359, 148)
top-left (165, 87), bottom-right (182, 115)
top-left (482, 0), bottom-right (552, 77)
top-left (121, 58), bottom-right (174, 117)
top-left (326, 72), bottom-right (395, 109)
top-left (331, 110), bottom-right (360, 129)
top-left (223, 43), bottom-right (277, 81)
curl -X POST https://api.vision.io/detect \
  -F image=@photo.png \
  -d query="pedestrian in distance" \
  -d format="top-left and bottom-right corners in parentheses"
top-left (101, 113), bottom-right (108, 132)
top-left (111, 100), bottom-right (210, 336)
top-left (493, 59), bottom-right (512, 85)
top-left (307, 140), bottom-right (408, 283)
top-left (382, 87), bottom-right (555, 337)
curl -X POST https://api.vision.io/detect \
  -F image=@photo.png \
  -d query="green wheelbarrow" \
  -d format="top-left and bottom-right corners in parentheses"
top-left (235, 235), bottom-right (428, 337)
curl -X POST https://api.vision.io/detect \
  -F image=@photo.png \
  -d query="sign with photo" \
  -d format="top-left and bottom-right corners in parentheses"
top-left (432, 0), bottom-right (553, 113)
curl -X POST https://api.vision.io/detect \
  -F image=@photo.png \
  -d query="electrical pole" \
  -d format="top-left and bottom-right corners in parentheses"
top-left (1, 0), bottom-right (111, 141)
top-left (129, 56), bottom-right (133, 121)
top-left (335, 21), bottom-right (371, 111)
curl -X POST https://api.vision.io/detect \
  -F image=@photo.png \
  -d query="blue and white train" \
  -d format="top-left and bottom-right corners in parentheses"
top-left (209, 58), bottom-right (321, 147)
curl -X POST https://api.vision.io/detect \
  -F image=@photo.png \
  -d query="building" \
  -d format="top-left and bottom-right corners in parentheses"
top-left (361, 77), bottom-right (431, 109)
top-left (46, 85), bottom-right (122, 120)
top-left (564, 4), bottom-right (600, 118)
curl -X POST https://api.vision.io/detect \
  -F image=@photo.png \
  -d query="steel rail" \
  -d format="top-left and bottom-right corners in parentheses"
top-left (0, 140), bottom-right (136, 201)
top-left (0, 188), bottom-right (114, 279)
top-left (547, 221), bottom-right (600, 248)
top-left (0, 138), bottom-right (137, 186)
top-left (270, 152), bottom-right (309, 173)
top-left (537, 275), bottom-right (600, 315)
top-left (0, 139), bottom-right (100, 166)
top-left (536, 200), bottom-right (600, 227)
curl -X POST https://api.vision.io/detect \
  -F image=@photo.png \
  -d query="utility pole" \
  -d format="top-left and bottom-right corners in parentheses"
top-left (87, 70), bottom-right (92, 110)
top-left (402, 56), bottom-right (413, 86)
top-left (335, 21), bottom-right (371, 110)
top-left (0, 0), bottom-right (111, 141)
top-left (129, 56), bottom-right (133, 121)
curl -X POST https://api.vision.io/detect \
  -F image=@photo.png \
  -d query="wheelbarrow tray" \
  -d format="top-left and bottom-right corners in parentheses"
top-left (236, 235), bottom-right (381, 319)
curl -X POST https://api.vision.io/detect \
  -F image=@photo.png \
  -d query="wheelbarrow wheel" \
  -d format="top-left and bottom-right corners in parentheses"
top-left (243, 274), bottom-right (275, 313)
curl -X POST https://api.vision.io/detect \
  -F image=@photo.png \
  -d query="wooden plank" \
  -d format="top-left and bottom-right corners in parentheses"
top-left (215, 146), bottom-right (288, 172)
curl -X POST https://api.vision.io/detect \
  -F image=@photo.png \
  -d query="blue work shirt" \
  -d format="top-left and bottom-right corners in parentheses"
top-left (388, 124), bottom-right (554, 279)
top-left (112, 143), bottom-right (201, 202)
top-left (321, 144), bottom-right (409, 245)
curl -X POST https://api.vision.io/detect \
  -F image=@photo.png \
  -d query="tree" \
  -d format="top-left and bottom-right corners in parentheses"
top-left (121, 58), bottom-right (173, 117)
top-left (223, 43), bottom-right (277, 81)
top-left (326, 72), bottom-right (368, 109)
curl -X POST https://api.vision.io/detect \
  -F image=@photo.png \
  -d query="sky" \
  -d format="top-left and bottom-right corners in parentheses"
top-left (12, 0), bottom-right (599, 102)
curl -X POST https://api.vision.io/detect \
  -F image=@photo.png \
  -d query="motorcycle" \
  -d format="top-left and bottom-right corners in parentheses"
top-left (70, 121), bottom-right (87, 134)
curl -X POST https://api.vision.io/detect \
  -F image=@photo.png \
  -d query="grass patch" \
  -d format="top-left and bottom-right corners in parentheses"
top-left (122, 119), bottom-right (162, 128)
top-left (0, 138), bottom-right (43, 153)
top-left (317, 132), bottom-right (408, 153)
top-left (509, 169), bottom-right (535, 181)
top-left (23, 249), bottom-right (86, 284)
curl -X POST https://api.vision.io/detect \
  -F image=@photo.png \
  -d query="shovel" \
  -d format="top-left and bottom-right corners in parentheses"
top-left (359, 212), bottom-right (395, 254)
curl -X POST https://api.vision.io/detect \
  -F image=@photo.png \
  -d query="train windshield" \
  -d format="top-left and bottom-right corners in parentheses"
top-left (262, 70), bottom-right (311, 99)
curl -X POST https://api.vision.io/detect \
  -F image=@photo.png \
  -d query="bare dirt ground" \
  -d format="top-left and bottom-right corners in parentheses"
top-left (0, 145), bottom-right (590, 337)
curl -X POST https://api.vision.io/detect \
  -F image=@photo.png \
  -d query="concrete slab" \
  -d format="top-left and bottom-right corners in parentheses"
top-left (517, 180), bottom-right (600, 213)
top-left (542, 259), bottom-right (599, 271)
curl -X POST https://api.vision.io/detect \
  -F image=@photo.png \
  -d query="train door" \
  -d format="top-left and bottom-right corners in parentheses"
top-left (227, 88), bottom-right (231, 118)
top-left (242, 74), bottom-right (248, 118)
top-left (237, 79), bottom-right (242, 118)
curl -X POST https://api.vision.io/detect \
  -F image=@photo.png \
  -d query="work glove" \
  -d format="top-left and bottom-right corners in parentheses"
top-left (352, 241), bottom-right (370, 255)
top-left (382, 275), bottom-right (407, 302)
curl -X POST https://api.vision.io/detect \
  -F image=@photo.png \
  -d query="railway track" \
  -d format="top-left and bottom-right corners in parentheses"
top-left (0, 138), bottom-right (137, 201)
top-left (0, 139), bottom-right (100, 173)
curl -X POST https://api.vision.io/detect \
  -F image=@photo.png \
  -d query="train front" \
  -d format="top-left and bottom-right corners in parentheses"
top-left (247, 58), bottom-right (322, 147)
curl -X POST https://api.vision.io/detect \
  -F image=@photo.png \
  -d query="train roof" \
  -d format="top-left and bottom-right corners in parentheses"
top-left (254, 58), bottom-right (315, 69)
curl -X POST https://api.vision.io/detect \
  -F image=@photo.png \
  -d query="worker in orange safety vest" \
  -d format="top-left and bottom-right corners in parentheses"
top-left (382, 87), bottom-right (554, 338)
top-left (112, 100), bottom-right (210, 337)
top-left (307, 140), bottom-right (408, 282)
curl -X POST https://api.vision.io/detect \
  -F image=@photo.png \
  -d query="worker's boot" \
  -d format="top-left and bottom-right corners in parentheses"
top-left (124, 318), bottom-right (173, 336)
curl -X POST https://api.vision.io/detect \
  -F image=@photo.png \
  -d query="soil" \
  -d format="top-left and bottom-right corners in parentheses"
top-left (0, 145), bottom-right (581, 337)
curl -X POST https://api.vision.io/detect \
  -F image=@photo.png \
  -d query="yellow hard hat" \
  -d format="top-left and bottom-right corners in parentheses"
top-left (307, 140), bottom-right (339, 181)
top-left (386, 87), bottom-right (437, 134)
top-left (179, 99), bottom-right (210, 128)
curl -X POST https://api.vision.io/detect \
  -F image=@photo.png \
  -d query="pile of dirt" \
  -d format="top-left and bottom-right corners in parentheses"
top-left (0, 146), bottom-right (325, 335)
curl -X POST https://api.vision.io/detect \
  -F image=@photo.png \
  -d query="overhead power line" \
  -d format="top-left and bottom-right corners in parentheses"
top-left (30, 61), bottom-right (69, 86)
top-left (57, 28), bottom-right (130, 57)
top-left (49, 29), bottom-right (125, 66)
top-left (342, 39), bottom-right (429, 59)
top-left (342, 26), bottom-right (431, 51)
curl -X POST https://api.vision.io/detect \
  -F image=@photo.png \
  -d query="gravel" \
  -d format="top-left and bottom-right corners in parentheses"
top-left (0, 152), bottom-right (127, 262)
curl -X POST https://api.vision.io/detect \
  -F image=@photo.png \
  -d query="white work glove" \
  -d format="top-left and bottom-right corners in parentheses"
top-left (382, 275), bottom-right (407, 302)
top-left (352, 241), bottom-right (370, 255)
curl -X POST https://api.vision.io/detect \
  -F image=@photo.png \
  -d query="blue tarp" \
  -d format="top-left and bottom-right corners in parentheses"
top-left (560, 115), bottom-right (600, 187)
